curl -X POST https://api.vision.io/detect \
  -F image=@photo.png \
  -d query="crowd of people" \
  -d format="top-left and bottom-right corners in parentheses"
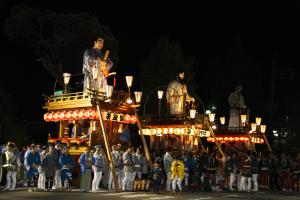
top-left (1, 141), bottom-right (300, 194)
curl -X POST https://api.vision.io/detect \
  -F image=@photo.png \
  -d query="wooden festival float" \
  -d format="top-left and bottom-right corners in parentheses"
top-left (42, 74), bottom-right (142, 191)
top-left (140, 87), bottom-right (272, 157)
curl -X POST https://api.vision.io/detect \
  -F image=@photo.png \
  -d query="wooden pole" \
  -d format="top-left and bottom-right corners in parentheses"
top-left (208, 125), bottom-right (225, 158)
top-left (262, 133), bottom-right (272, 152)
top-left (96, 99), bottom-right (121, 192)
top-left (133, 107), bottom-right (153, 168)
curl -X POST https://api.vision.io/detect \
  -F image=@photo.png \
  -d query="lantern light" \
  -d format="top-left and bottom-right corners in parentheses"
top-left (256, 117), bottom-right (262, 126)
top-left (125, 76), bottom-right (133, 88)
top-left (208, 113), bottom-right (215, 122)
top-left (134, 91), bottom-right (143, 104)
top-left (189, 109), bottom-right (197, 119)
top-left (157, 90), bottom-right (164, 100)
top-left (251, 123), bottom-right (257, 132)
top-left (260, 124), bottom-right (266, 133)
top-left (194, 138), bottom-right (198, 146)
top-left (220, 116), bottom-right (225, 125)
top-left (63, 73), bottom-right (71, 85)
top-left (241, 114), bottom-right (247, 124)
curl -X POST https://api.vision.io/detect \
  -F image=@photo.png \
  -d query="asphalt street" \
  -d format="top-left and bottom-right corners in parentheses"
top-left (0, 190), bottom-right (299, 200)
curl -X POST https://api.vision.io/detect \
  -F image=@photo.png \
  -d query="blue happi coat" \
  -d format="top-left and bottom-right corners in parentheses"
top-left (79, 153), bottom-right (94, 174)
top-left (59, 154), bottom-right (74, 182)
top-left (25, 151), bottom-right (41, 179)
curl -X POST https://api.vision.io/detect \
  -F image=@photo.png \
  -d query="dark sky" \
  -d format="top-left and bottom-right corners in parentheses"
top-left (1, 1), bottom-right (300, 126)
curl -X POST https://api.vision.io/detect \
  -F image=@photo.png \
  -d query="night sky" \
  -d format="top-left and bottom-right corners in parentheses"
top-left (1, 1), bottom-right (300, 135)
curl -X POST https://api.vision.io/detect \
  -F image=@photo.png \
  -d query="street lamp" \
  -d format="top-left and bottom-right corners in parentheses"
top-left (157, 90), bottom-right (164, 116)
top-left (63, 73), bottom-right (71, 93)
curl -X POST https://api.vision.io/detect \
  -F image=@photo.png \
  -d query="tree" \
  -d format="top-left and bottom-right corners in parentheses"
top-left (139, 37), bottom-right (198, 114)
top-left (4, 5), bottom-right (119, 85)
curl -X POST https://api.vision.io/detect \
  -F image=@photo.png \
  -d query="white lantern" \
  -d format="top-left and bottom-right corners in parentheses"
top-left (63, 73), bottom-right (71, 85)
top-left (157, 90), bottom-right (164, 100)
top-left (134, 91), bottom-right (143, 104)
top-left (125, 76), bottom-right (133, 88)
top-left (189, 109), bottom-right (197, 119)
top-left (256, 117), bottom-right (262, 126)
top-left (208, 113), bottom-right (215, 122)
top-left (241, 114), bottom-right (247, 124)
top-left (260, 124), bottom-right (266, 133)
top-left (220, 116), bottom-right (225, 125)
top-left (251, 123), bottom-right (257, 132)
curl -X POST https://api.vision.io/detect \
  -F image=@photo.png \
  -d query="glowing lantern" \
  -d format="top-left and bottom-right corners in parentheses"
top-left (208, 113), bottom-right (215, 122)
top-left (157, 128), bottom-right (162, 135)
top-left (180, 128), bottom-right (185, 135)
top-left (71, 110), bottom-right (78, 120)
top-left (44, 113), bottom-right (50, 122)
top-left (151, 129), bottom-right (157, 135)
top-left (194, 138), bottom-right (198, 146)
top-left (260, 125), bottom-right (266, 133)
top-left (53, 112), bottom-right (59, 121)
top-left (190, 129), bottom-right (195, 136)
top-left (83, 110), bottom-right (90, 119)
top-left (77, 110), bottom-right (84, 119)
top-left (260, 138), bottom-right (264, 144)
top-left (220, 116), bottom-right (225, 125)
top-left (224, 137), bottom-right (228, 142)
top-left (124, 114), bottom-right (131, 124)
top-left (241, 114), bottom-right (247, 124)
top-left (256, 117), bottom-right (262, 126)
top-left (65, 111), bottom-right (72, 120)
top-left (130, 115), bottom-right (137, 124)
top-left (169, 128), bottom-right (174, 134)
top-left (163, 128), bottom-right (168, 135)
top-left (58, 112), bottom-right (65, 121)
top-left (146, 129), bottom-right (150, 135)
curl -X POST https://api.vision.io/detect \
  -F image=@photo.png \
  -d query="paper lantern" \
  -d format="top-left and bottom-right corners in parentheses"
top-left (44, 113), bottom-right (50, 122)
top-left (130, 115), bottom-right (137, 124)
top-left (65, 111), bottom-right (72, 120)
top-left (124, 114), bottom-right (131, 124)
top-left (89, 110), bottom-right (96, 119)
top-left (53, 112), bottom-right (59, 121)
top-left (58, 111), bottom-right (65, 121)
top-left (77, 110), bottom-right (84, 119)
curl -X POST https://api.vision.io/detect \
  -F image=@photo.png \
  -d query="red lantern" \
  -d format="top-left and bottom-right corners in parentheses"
top-left (123, 114), bottom-right (131, 124)
top-left (48, 113), bottom-right (53, 121)
top-left (43, 113), bottom-right (50, 122)
top-left (83, 110), bottom-right (90, 119)
top-left (260, 138), bottom-right (264, 144)
top-left (58, 111), bottom-right (65, 121)
top-left (89, 109), bottom-right (96, 119)
top-left (130, 115), bottom-right (137, 124)
top-left (71, 110), bottom-right (78, 120)
top-left (78, 110), bottom-right (84, 119)
top-left (65, 111), bottom-right (72, 120)
top-left (53, 112), bottom-right (59, 121)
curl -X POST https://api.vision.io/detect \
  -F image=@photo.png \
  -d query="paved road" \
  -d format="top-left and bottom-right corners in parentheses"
top-left (0, 190), bottom-right (299, 200)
